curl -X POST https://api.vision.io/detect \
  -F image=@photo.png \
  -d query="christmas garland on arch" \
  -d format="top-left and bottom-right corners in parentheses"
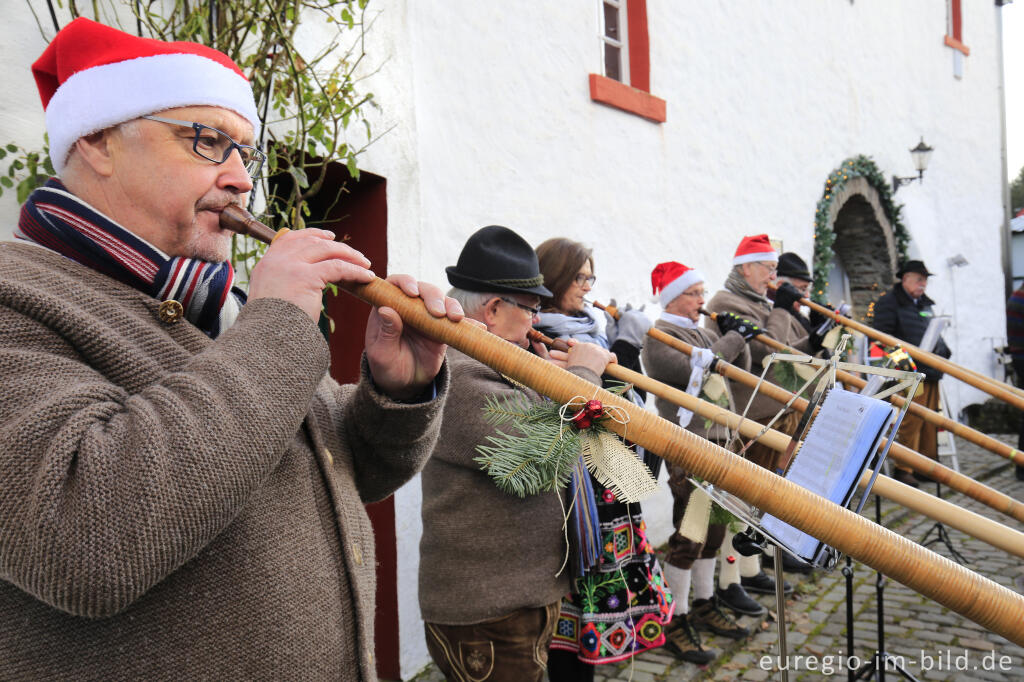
top-left (811, 155), bottom-right (910, 304)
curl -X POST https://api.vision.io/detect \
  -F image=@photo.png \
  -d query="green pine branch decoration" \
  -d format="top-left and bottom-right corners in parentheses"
top-left (708, 501), bottom-right (744, 533)
top-left (474, 387), bottom-right (632, 498)
top-left (770, 361), bottom-right (806, 396)
top-left (474, 395), bottom-right (583, 497)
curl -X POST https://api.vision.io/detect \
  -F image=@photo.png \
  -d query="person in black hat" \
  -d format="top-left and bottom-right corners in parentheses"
top-left (872, 259), bottom-right (951, 486)
top-left (770, 252), bottom-right (837, 355)
top-left (419, 226), bottom-right (612, 682)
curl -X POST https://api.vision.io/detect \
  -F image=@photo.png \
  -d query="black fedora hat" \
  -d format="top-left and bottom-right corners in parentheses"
top-left (895, 259), bottom-right (934, 279)
top-left (446, 225), bottom-right (552, 297)
top-left (777, 252), bottom-right (811, 280)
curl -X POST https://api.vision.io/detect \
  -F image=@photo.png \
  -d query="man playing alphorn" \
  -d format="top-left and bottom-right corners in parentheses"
top-left (642, 261), bottom-right (755, 661)
top-left (0, 19), bottom-right (460, 680)
top-left (872, 260), bottom-right (952, 485)
top-left (772, 251), bottom-right (836, 356)
top-left (419, 225), bottom-right (611, 682)
top-left (703, 235), bottom-right (797, 597)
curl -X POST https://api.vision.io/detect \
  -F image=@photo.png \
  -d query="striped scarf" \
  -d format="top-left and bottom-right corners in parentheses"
top-left (16, 179), bottom-right (244, 337)
top-left (569, 456), bottom-right (602, 577)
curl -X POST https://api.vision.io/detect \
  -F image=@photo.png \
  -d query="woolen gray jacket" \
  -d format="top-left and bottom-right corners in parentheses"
top-left (419, 348), bottom-right (600, 625)
top-left (0, 241), bottom-right (447, 681)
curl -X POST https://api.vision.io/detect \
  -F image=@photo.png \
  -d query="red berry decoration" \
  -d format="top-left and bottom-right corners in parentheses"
top-left (571, 410), bottom-right (593, 429)
top-left (726, 555), bottom-right (736, 564)
top-left (585, 399), bottom-right (604, 417)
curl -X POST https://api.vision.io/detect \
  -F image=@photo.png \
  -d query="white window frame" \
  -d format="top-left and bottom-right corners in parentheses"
top-left (600, 0), bottom-right (630, 85)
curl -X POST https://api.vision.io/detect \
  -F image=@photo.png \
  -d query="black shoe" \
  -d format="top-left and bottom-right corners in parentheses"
top-left (1016, 465), bottom-right (1024, 482)
top-left (731, 529), bottom-right (765, 556)
top-left (912, 470), bottom-right (934, 484)
top-left (716, 583), bottom-right (767, 617)
top-left (892, 468), bottom-right (919, 488)
top-left (769, 551), bottom-right (813, 574)
top-left (741, 570), bottom-right (793, 595)
top-left (664, 614), bottom-right (716, 664)
top-left (690, 596), bottom-right (751, 640)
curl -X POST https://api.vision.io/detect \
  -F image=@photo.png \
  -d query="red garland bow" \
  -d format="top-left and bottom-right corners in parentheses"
top-left (571, 399), bottom-right (605, 430)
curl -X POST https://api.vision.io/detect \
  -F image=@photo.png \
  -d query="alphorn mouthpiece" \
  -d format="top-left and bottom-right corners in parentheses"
top-left (219, 204), bottom-right (285, 245)
top-left (591, 299), bottom-right (618, 320)
top-left (527, 328), bottom-right (571, 352)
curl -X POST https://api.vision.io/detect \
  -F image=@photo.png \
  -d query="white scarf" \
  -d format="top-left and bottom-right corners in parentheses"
top-left (659, 313), bottom-right (714, 427)
top-left (659, 310), bottom-right (699, 329)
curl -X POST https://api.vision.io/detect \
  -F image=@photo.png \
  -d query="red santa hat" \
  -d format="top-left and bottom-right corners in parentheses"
top-left (32, 18), bottom-right (260, 174)
top-left (651, 261), bottom-right (705, 306)
top-left (733, 234), bottom-right (778, 266)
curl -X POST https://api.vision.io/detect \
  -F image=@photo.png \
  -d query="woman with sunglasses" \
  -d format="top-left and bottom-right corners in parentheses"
top-left (534, 238), bottom-right (672, 681)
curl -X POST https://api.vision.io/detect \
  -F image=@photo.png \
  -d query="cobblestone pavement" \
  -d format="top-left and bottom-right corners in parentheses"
top-left (411, 435), bottom-right (1024, 681)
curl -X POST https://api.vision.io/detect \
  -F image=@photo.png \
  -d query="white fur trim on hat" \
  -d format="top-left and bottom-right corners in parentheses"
top-left (733, 250), bottom-right (778, 266)
top-left (660, 268), bottom-right (705, 306)
top-left (46, 53), bottom-right (260, 174)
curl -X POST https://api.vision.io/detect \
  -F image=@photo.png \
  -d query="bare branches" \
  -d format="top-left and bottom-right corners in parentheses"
top-left (7, 0), bottom-right (381, 284)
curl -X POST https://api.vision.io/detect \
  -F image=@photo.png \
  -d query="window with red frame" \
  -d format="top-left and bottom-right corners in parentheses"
top-left (944, 0), bottom-right (969, 79)
top-left (589, 0), bottom-right (666, 123)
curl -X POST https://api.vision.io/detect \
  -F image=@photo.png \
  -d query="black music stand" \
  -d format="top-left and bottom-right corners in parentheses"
top-left (700, 338), bottom-right (920, 682)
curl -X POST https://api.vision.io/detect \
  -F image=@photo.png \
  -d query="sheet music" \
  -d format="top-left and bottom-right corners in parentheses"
top-left (761, 388), bottom-right (894, 559)
top-left (919, 315), bottom-right (949, 354)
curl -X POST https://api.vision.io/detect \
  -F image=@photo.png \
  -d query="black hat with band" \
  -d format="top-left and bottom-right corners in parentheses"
top-left (777, 252), bottom-right (812, 280)
top-left (446, 225), bottom-right (552, 297)
top-left (895, 260), bottom-right (934, 279)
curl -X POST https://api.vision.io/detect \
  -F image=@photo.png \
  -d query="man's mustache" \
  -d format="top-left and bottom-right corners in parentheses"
top-left (196, 197), bottom-right (243, 212)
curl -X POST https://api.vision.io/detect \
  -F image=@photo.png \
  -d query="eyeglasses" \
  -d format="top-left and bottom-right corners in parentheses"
top-left (142, 115), bottom-right (266, 178)
top-left (499, 297), bottom-right (542, 316)
top-left (680, 289), bottom-right (707, 298)
top-left (574, 274), bottom-right (597, 287)
top-left (754, 262), bottom-right (778, 274)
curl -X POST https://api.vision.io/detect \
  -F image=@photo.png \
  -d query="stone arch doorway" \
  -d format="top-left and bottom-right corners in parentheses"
top-left (821, 176), bottom-right (899, 320)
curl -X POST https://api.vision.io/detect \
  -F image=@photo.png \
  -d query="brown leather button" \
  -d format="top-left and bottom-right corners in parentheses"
top-left (158, 300), bottom-right (184, 323)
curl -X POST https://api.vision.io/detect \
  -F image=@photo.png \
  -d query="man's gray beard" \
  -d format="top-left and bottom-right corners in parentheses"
top-left (186, 229), bottom-right (232, 263)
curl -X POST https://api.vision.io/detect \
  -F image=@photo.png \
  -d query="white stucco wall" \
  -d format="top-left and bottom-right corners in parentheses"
top-left (351, 1), bottom-right (1012, 675)
top-left (0, 1), bottom-right (1013, 678)
top-left (0, 10), bottom-right (52, 236)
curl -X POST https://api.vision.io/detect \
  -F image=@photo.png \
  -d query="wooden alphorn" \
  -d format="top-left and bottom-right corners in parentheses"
top-left (527, 330), bottom-right (1024, 558)
top-left (692, 304), bottom-right (1024, 468)
top-left (532, 323), bottom-right (1024, 552)
top-left (220, 206), bottom-right (1024, 646)
top-left (771, 283), bottom-right (1024, 410)
top-left (595, 301), bottom-right (1024, 524)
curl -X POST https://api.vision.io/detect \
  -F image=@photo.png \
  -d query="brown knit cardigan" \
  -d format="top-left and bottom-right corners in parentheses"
top-left (705, 289), bottom-right (795, 420)
top-left (0, 242), bottom-right (447, 681)
top-left (418, 348), bottom-right (600, 625)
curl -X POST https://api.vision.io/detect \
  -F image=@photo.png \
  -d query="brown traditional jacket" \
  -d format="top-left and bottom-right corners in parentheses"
top-left (642, 318), bottom-right (749, 442)
top-left (419, 348), bottom-right (600, 625)
top-left (765, 307), bottom-right (812, 354)
top-left (0, 242), bottom-right (447, 681)
top-left (705, 289), bottom-right (791, 420)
